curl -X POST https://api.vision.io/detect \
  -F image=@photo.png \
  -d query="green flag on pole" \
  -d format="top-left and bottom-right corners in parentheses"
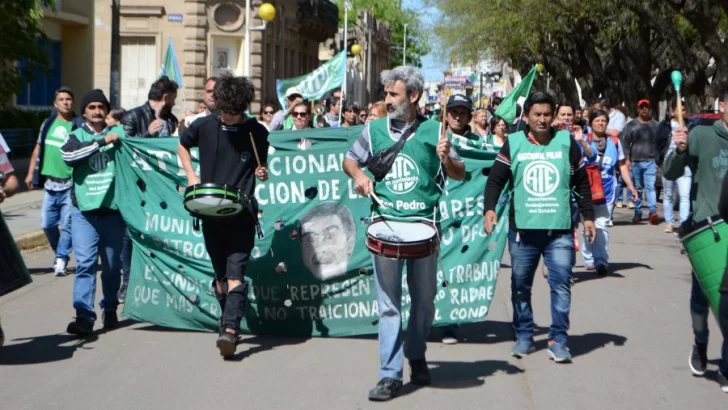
top-left (275, 51), bottom-right (346, 108)
top-left (494, 66), bottom-right (537, 124)
top-left (159, 38), bottom-right (183, 88)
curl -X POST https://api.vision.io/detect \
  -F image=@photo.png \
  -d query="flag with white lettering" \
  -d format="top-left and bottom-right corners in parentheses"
top-left (115, 126), bottom-right (509, 336)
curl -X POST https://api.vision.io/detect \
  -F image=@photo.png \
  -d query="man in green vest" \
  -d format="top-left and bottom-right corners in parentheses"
top-left (60, 89), bottom-right (125, 336)
top-left (343, 66), bottom-right (465, 401)
top-left (483, 91), bottom-right (596, 363)
top-left (24, 87), bottom-right (84, 276)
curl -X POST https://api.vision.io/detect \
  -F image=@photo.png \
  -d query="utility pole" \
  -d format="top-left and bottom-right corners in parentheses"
top-left (403, 23), bottom-right (408, 66)
top-left (366, 11), bottom-right (372, 103)
top-left (110, 0), bottom-right (121, 106)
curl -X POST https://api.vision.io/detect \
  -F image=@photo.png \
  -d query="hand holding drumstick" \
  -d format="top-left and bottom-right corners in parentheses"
top-left (250, 132), bottom-right (268, 181)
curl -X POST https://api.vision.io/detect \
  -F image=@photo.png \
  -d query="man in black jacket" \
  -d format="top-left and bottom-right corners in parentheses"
top-left (121, 75), bottom-right (179, 137)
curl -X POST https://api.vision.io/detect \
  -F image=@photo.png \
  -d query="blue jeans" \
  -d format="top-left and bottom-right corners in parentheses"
top-left (615, 173), bottom-right (633, 204)
top-left (631, 160), bottom-right (657, 216)
top-left (71, 209), bottom-right (125, 322)
top-left (121, 228), bottom-right (132, 285)
top-left (509, 229), bottom-right (575, 344)
top-left (373, 252), bottom-right (437, 381)
top-left (581, 204), bottom-right (610, 267)
top-left (40, 188), bottom-right (73, 261)
top-left (662, 175), bottom-right (691, 224)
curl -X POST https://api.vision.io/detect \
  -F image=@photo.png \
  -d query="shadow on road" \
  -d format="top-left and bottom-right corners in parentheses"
top-left (0, 320), bottom-right (135, 365)
top-left (226, 335), bottom-right (310, 362)
top-left (573, 270), bottom-right (625, 284)
top-left (532, 332), bottom-right (627, 358)
top-left (608, 262), bottom-right (652, 272)
top-left (430, 320), bottom-right (548, 344)
top-left (400, 360), bottom-right (523, 393)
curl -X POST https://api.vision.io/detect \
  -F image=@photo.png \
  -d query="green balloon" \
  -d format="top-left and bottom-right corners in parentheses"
top-left (671, 70), bottom-right (683, 90)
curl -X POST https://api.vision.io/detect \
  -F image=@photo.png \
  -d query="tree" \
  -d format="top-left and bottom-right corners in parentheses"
top-left (430, 0), bottom-right (728, 115)
top-left (0, 0), bottom-right (56, 106)
top-left (333, 0), bottom-right (430, 68)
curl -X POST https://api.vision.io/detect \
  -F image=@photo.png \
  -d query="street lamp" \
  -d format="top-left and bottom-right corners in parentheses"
top-left (244, 1), bottom-right (276, 78)
top-left (351, 44), bottom-right (362, 56)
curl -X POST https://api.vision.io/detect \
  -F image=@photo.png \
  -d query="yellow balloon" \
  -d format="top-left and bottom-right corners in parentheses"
top-left (259, 3), bottom-right (276, 21)
top-left (351, 44), bottom-right (362, 56)
top-left (499, 79), bottom-right (505, 84)
top-left (536, 63), bottom-right (544, 73)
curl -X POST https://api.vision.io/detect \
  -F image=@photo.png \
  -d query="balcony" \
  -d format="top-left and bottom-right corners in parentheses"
top-left (297, 0), bottom-right (339, 42)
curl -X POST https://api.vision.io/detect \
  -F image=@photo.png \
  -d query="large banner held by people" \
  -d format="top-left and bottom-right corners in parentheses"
top-left (115, 126), bottom-right (510, 337)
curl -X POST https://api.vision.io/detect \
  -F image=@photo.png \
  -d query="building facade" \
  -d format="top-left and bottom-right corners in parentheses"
top-left (23, 0), bottom-right (338, 114)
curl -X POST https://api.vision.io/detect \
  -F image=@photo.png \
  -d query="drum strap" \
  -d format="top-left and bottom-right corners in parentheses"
top-left (192, 217), bottom-right (200, 232)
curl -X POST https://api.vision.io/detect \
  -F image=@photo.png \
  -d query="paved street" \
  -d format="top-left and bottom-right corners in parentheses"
top-left (1, 207), bottom-right (726, 409)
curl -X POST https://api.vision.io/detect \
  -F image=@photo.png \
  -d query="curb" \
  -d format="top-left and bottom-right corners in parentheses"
top-left (14, 230), bottom-right (49, 252)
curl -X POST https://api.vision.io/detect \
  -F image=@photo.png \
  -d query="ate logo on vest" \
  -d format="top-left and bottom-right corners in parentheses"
top-left (523, 160), bottom-right (560, 197)
top-left (89, 151), bottom-right (110, 172)
top-left (384, 154), bottom-right (419, 194)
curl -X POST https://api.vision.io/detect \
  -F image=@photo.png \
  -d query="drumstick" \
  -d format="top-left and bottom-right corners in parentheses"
top-left (249, 132), bottom-right (262, 166)
top-left (369, 191), bottom-right (387, 208)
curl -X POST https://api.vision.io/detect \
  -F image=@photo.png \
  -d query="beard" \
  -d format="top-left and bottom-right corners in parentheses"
top-left (387, 101), bottom-right (412, 121)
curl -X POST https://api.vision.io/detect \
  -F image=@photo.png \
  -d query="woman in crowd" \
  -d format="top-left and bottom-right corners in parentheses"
top-left (358, 108), bottom-right (368, 125)
top-left (486, 116), bottom-right (508, 149)
top-left (259, 103), bottom-right (276, 131)
top-left (472, 108), bottom-right (489, 139)
top-left (367, 101), bottom-right (387, 122)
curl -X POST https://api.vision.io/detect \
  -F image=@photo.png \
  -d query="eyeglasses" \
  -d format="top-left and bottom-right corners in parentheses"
top-left (292, 111), bottom-right (308, 117)
top-left (263, 110), bottom-right (275, 114)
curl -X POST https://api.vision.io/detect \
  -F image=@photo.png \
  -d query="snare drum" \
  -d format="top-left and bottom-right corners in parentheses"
top-left (365, 220), bottom-right (438, 259)
top-left (679, 215), bottom-right (727, 317)
top-left (183, 183), bottom-right (243, 217)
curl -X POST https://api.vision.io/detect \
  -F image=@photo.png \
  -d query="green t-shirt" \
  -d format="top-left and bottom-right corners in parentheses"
top-left (72, 125), bottom-right (123, 211)
top-left (41, 118), bottom-right (73, 179)
top-left (510, 130), bottom-right (572, 230)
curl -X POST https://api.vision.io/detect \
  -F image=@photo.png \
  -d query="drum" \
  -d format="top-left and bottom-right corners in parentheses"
top-left (365, 220), bottom-right (438, 259)
top-left (183, 183), bottom-right (243, 217)
top-left (679, 215), bottom-right (727, 317)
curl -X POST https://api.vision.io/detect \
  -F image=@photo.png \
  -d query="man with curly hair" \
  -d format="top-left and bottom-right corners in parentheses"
top-left (178, 74), bottom-right (270, 359)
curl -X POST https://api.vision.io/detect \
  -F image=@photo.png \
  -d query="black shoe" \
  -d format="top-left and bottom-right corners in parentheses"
top-left (718, 370), bottom-right (728, 393)
top-left (367, 378), bottom-right (403, 401)
top-left (689, 343), bottom-right (707, 376)
top-left (409, 358), bottom-right (432, 386)
top-left (441, 328), bottom-right (458, 345)
top-left (632, 214), bottom-right (642, 224)
top-left (0, 316), bottom-right (4, 346)
top-left (596, 265), bottom-right (608, 276)
top-left (118, 283), bottom-right (128, 304)
top-left (67, 317), bottom-right (94, 336)
top-left (102, 311), bottom-right (119, 329)
top-left (216, 331), bottom-right (237, 359)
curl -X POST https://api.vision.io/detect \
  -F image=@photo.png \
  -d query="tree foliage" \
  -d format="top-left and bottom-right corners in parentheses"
top-left (431, 0), bottom-right (728, 115)
top-left (333, 0), bottom-right (430, 68)
top-left (0, 0), bottom-right (56, 106)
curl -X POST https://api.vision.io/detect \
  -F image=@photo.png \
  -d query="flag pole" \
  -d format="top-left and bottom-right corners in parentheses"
top-left (339, 2), bottom-right (349, 123)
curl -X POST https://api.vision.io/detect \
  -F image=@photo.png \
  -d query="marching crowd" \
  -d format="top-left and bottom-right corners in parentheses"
top-left (0, 63), bottom-right (726, 400)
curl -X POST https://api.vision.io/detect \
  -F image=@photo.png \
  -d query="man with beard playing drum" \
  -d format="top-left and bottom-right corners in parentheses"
top-left (178, 74), bottom-right (269, 359)
top-left (343, 66), bottom-right (465, 401)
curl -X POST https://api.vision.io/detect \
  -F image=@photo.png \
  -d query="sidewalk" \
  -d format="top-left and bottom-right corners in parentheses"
top-left (1, 187), bottom-right (46, 250)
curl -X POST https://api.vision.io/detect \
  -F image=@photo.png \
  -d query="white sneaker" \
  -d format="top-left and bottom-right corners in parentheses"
top-left (54, 258), bottom-right (68, 277)
top-left (606, 220), bottom-right (613, 227)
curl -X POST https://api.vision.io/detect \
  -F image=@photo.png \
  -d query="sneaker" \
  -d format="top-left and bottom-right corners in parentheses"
top-left (441, 328), bottom-right (458, 345)
top-left (409, 358), bottom-right (432, 386)
top-left (584, 264), bottom-right (596, 271)
top-left (548, 341), bottom-right (573, 363)
top-left (596, 265), bottom-right (608, 276)
top-left (66, 317), bottom-right (94, 336)
top-left (511, 339), bottom-right (535, 358)
top-left (368, 378), bottom-right (403, 401)
top-left (118, 283), bottom-right (128, 304)
top-left (616, 202), bottom-right (624, 208)
top-left (689, 343), bottom-right (707, 376)
top-left (632, 214), bottom-right (642, 224)
top-left (0, 316), bottom-right (4, 347)
top-left (664, 224), bottom-right (674, 233)
top-left (649, 212), bottom-right (659, 225)
top-left (718, 370), bottom-right (728, 393)
top-left (102, 311), bottom-right (119, 329)
top-left (607, 219), bottom-right (613, 227)
top-left (54, 258), bottom-right (68, 277)
top-left (216, 330), bottom-right (237, 359)
top-left (628, 202), bottom-right (635, 209)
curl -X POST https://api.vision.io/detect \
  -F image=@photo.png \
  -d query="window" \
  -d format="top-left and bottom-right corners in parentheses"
top-left (16, 39), bottom-right (62, 107)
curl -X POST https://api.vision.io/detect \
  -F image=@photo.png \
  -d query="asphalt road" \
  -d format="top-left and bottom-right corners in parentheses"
top-left (1, 207), bottom-right (726, 409)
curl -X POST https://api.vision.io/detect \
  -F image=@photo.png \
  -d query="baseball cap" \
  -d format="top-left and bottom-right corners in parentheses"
top-left (447, 94), bottom-right (473, 110)
top-left (637, 99), bottom-right (651, 107)
top-left (285, 86), bottom-right (303, 99)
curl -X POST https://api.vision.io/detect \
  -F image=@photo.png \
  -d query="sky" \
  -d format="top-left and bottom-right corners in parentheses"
top-left (403, 0), bottom-right (445, 82)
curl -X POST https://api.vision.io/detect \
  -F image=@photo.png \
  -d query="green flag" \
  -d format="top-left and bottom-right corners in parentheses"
top-left (494, 66), bottom-right (537, 124)
top-left (159, 38), bottom-right (183, 87)
top-left (276, 51), bottom-right (346, 107)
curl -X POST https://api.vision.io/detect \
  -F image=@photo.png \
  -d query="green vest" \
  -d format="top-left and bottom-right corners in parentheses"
top-left (369, 117), bottom-right (443, 221)
top-left (72, 125), bottom-right (122, 211)
top-left (41, 118), bottom-right (73, 179)
top-left (510, 130), bottom-right (572, 230)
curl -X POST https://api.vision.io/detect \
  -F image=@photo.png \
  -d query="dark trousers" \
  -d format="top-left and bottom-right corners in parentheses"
top-left (201, 213), bottom-right (256, 331)
top-left (719, 293), bottom-right (728, 375)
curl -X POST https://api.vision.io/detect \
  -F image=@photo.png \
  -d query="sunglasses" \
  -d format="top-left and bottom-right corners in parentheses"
top-left (292, 111), bottom-right (308, 117)
top-left (263, 110), bottom-right (275, 114)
